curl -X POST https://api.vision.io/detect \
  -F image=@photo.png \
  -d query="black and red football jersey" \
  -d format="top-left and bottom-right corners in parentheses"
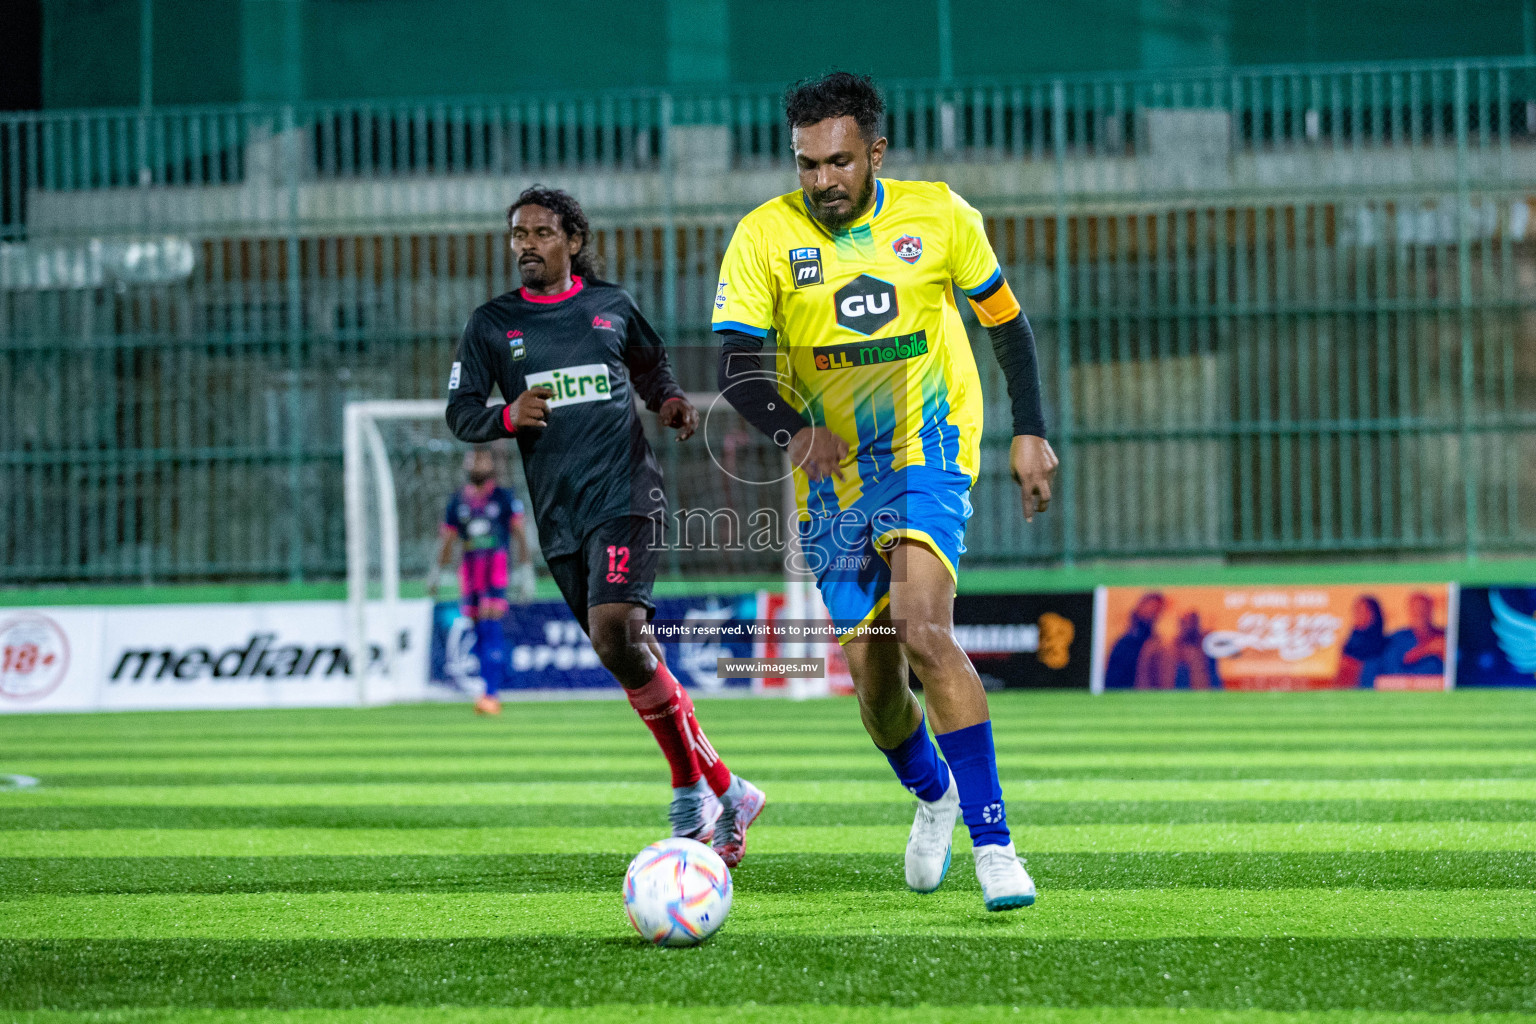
top-left (445, 276), bottom-right (685, 559)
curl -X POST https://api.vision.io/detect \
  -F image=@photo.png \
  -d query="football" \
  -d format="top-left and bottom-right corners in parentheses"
top-left (622, 837), bottom-right (733, 947)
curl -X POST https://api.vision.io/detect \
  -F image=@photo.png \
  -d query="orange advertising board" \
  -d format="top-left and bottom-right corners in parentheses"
top-left (1093, 584), bottom-right (1452, 692)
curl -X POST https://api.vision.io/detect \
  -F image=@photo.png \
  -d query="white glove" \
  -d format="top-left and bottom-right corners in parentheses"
top-left (511, 562), bottom-right (537, 603)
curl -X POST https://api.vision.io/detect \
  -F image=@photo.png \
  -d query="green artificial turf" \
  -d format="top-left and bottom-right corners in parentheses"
top-left (1, 691), bottom-right (1534, 1024)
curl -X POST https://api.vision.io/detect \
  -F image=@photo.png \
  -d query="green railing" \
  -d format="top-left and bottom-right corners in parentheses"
top-left (3, 58), bottom-right (1535, 583)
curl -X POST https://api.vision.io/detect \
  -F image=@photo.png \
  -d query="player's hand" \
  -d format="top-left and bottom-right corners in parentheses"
top-left (788, 425), bottom-right (850, 482)
top-left (659, 396), bottom-right (698, 441)
top-left (425, 575), bottom-right (440, 601)
top-left (510, 387), bottom-right (554, 429)
top-left (1010, 434), bottom-right (1058, 523)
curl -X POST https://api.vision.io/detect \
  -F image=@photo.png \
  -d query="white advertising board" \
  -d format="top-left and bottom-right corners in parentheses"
top-left (0, 600), bottom-right (435, 714)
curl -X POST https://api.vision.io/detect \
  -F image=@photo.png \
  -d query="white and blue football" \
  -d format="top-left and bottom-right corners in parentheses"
top-left (622, 837), bottom-right (732, 947)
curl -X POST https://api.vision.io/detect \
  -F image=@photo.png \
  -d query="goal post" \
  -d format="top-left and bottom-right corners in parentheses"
top-left (344, 399), bottom-right (443, 706)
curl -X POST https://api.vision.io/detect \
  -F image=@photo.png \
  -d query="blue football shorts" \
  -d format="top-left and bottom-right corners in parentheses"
top-left (796, 465), bottom-right (973, 644)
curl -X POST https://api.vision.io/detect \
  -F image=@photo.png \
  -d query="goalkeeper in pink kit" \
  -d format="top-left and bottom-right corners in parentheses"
top-left (429, 447), bottom-right (534, 715)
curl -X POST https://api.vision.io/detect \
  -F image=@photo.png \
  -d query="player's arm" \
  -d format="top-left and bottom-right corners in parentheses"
top-left (511, 515), bottom-right (530, 566)
top-left (717, 330), bottom-right (846, 481)
top-left (622, 300), bottom-right (696, 441)
top-left (428, 500), bottom-right (459, 600)
top-left (427, 528), bottom-right (456, 600)
top-left (713, 224), bottom-right (845, 480)
top-left (974, 286), bottom-right (1056, 523)
top-left (950, 190), bottom-right (1057, 521)
top-left (507, 499), bottom-right (535, 601)
top-left (975, 287), bottom-right (1056, 522)
top-left (445, 312), bottom-right (551, 440)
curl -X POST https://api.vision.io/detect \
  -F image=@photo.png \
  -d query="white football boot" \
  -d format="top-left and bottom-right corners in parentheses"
top-left (974, 841), bottom-right (1036, 911)
top-left (669, 778), bottom-right (721, 844)
top-left (905, 775), bottom-right (961, 893)
top-left (712, 775), bottom-right (766, 868)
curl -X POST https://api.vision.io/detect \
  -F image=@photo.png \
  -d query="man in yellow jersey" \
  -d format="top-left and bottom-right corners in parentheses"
top-left (715, 72), bottom-right (1057, 912)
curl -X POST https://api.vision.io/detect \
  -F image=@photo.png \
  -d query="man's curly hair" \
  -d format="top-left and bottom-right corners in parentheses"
top-left (506, 186), bottom-right (601, 279)
top-left (784, 71), bottom-right (885, 144)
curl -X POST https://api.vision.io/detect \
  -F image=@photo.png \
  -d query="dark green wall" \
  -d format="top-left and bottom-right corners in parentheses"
top-left (42, 0), bottom-right (241, 108)
top-left (43, 0), bottom-right (140, 107)
top-left (1226, 0), bottom-right (1529, 65)
top-left (730, 0), bottom-right (941, 83)
top-left (35, 0), bottom-right (1536, 110)
top-left (303, 0), bottom-right (668, 98)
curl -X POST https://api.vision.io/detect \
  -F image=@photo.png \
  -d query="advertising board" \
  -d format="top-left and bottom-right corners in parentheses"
top-left (1093, 584), bottom-right (1453, 691)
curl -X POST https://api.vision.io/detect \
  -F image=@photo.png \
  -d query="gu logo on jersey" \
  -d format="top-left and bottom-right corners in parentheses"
top-left (506, 329), bottom-right (526, 360)
top-left (834, 274), bottom-right (899, 334)
top-left (592, 315), bottom-right (615, 331)
top-left (715, 282), bottom-right (728, 309)
top-left (525, 364), bottom-right (613, 407)
top-left (789, 247), bottom-right (823, 288)
top-left (892, 235), bottom-right (923, 263)
top-left (448, 362), bottom-right (462, 389)
top-left (814, 330), bottom-right (928, 371)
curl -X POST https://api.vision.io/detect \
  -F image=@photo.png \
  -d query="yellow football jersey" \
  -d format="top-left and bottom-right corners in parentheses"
top-left (713, 178), bottom-right (1019, 515)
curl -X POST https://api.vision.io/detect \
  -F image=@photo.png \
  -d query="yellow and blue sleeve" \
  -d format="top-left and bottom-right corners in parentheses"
top-left (712, 222), bottom-right (774, 338)
top-left (949, 190), bottom-right (1021, 327)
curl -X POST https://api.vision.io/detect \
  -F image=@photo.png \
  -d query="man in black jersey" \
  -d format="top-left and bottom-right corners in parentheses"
top-left (445, 187), bottom-right (764, 867)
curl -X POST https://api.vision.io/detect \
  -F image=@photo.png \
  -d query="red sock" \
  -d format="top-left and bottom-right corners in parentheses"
top-left (626, 664), bottom-right (701, 788)
top-left (674, 680), bottom-right (733, 797)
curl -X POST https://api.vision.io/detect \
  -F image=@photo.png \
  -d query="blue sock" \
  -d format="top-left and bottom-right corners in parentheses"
top-left (877, 713), bottom-right (951, 802)
top-left (474, 618), bottom-right (507, 696)
top-left (935, 720), bottom-right (1010, 848)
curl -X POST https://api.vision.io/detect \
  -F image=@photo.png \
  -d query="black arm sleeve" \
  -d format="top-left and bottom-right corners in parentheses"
top-left (716, 329), bottom-right (810, 448)
top-left (622, 303), bottom-right (687, 412)
top-left (445, 314), bottom-right (514, 443)
top-left (987, 312), bottom-right (1048, 438)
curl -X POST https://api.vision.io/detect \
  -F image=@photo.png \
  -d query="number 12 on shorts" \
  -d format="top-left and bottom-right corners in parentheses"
top-left (606, 545), bottom-right (630, 584)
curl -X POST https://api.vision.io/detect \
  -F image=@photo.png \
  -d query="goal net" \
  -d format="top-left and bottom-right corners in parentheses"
top-left (343, 400), bottom-right (469, 705)
top-left (343, 396), bottom-right (843, 701)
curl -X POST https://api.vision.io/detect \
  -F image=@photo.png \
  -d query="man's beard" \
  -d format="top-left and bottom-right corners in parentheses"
top-left (807, 165), bottom-right (876, 232)
top-left (517, 256), bottom-right (552, 288)
top-left (468, 471), bottom-right (493, 485)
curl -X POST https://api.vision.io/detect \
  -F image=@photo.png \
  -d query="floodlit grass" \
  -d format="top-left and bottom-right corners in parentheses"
top-left (2, 690), bottom-right (1534, 1023)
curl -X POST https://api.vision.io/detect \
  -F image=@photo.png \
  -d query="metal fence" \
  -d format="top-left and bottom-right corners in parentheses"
top-left (3, 58), bottom-right (1535, 584)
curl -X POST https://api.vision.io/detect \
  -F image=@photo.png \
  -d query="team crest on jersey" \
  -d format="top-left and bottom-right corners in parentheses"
top-left (506, 330), bottom-right (526, 360)
top-left (789, 247), bottom-right (823, 288)
top-left (892, 235), bottom-right (923, 264)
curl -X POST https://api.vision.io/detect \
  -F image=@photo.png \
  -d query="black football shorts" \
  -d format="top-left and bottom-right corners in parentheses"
top-left (546, 515), bottom-right (661, 633)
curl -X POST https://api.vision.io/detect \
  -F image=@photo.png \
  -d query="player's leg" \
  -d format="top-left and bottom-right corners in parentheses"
top-left (462, 554), bottom-right (506, 715)
top-left (471, 606), bottom-right (508, 715)
top-left (813, 512), bottom-right (958, 893)
top-left (887, 539), bottom-right (1034, 911)
top-left (586, 600), bottom-right (720, 844)
top-left (838, 618), bottom-right (957, 893)
top-left (577, 517), bottom-right (762, 862)
top-left (549, 547), bottom-right (709, 834)
top-left (577, 520), bottom-right (701, 786)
